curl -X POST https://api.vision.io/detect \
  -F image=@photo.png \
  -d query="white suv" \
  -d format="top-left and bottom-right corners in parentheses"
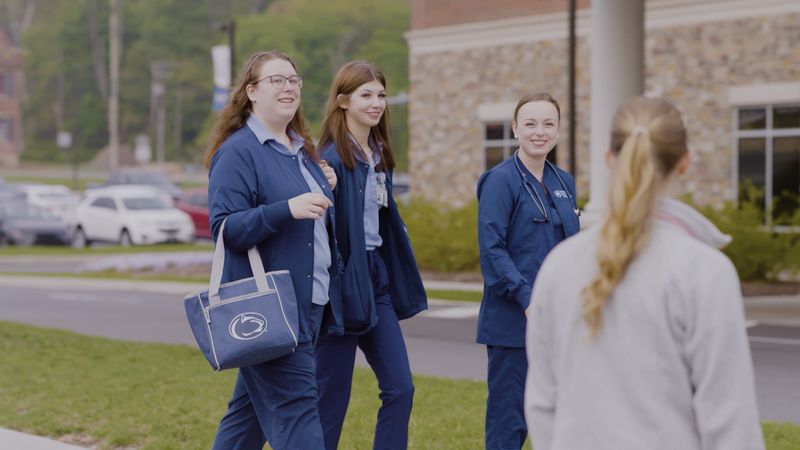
top-left (73, 186), bottom-right (195, 247)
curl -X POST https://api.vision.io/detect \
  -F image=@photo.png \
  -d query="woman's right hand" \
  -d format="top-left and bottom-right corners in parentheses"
top-left (288, 192), bottom-right (333, 220)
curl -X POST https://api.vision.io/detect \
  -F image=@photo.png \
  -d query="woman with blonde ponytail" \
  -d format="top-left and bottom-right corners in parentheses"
top-left (524, 97), bottom-right (764, 450)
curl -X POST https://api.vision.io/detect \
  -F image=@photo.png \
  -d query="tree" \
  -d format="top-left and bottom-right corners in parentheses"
top-left (235, 0), bottom-right (409, 129)
top-left (20, 0), bottom-right (410, 165)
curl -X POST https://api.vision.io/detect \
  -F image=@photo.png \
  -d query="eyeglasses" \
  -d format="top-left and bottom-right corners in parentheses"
top-left (255, 74), bottom-right (304, 89)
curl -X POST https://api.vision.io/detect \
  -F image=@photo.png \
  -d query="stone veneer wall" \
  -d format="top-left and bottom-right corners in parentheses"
top-left (646, 13), bottom-right (800, 205)
top-left (409, 39), bottom-right (591, 205)
top-left (408, 12), bottom-right (800, 207)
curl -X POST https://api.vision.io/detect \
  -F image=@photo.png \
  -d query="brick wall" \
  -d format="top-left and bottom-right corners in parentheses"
top-left (411, 0), bottom-right (590, 30)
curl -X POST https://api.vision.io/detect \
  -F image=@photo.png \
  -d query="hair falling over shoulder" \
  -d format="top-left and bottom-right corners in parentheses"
top-left (318, 60), bottom-right (396, 171)
top-left (581, 97), bottom-right (688, 337)
top-left (202, 51), bottom-right (315, 169)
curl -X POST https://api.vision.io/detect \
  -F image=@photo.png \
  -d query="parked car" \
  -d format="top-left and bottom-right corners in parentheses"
top-left (392, 173), bottom-right (410, 203)
top-left (103, 169), bottom-right (183, 199)
top-left (15, 184), bottom-right (81, 223)
top-left (0, 176), bottom-right (24, 201)
top-left (72, 186), bottom-right (195, 248)
top-left (175, 188), bottom-right (210, 240)
top-left (0, 200), bottom-right (73, 246)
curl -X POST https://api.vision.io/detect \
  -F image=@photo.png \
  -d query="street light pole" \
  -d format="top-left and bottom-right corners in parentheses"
top-left (227, 20), bottom-right (236, 85)
top-left (108, 0), bottom-right (121, 170)
top-left (568, 0), bottom-right (577, 177)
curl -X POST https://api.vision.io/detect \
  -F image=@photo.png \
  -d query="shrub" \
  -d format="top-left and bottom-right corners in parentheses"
top-left (398, 199), bottom-right (480, 272)
top-left (398, 189), bottom-right (800, 282)
top-left (695, 187), bottom-right (800, 282)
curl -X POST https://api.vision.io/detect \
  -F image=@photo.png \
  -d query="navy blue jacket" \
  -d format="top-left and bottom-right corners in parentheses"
top-left (208, 126), bottom-right (344, 343)
top-left (477, 156), bottom-right (580, 347)
top-left (321, 142), bottom-right (427, 335)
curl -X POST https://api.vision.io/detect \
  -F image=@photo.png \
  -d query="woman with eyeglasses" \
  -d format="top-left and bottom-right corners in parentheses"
top-left (524, 97), bottom-right (763, 450)
top-left (476, 92), bottom-right (580, 449)
top-left (314, 60), bottom-right (427, 450)
top-left (204, 50), bottom-right (343, 450)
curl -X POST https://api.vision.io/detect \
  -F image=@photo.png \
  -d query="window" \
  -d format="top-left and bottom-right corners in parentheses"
top-left (483, 121), bottom-right (557, 171)
top-left (483, 122), bottom-right (514, 171)
top-left (0, 73), bottom-right (11, 97)
top-left (0, 117), bottom-right (12, 143)
top-left (188, 194), bottom-right (208, 208)
top-left (735, 104), bottom-right (800, 223)
top-left (91, 197), bottom-right (117, 210)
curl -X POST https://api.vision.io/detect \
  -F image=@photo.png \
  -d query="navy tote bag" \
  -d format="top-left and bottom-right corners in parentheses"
top-left (184, 219), bottom-right (299, 371)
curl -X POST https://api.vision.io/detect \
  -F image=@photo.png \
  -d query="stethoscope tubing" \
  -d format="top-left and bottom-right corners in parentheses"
top-left (513, 150), bottom-right (580, 219)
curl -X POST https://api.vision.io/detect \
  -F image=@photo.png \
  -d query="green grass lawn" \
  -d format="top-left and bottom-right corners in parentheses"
top-left (0, 321), bottom-right (484, 449)
top-left (426, 288), bottom-right (482, 302)
top-left (0, 321), bottom-right (798, 449)
top-left (3, 175), bottom-right (104, 191)
top-left (3, 175), bottom-right (206, 191)
top-left (0, 243), bottom-right (212, 256)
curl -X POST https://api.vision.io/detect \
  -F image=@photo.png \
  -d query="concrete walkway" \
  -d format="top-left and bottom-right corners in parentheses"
top-left (0, 428), bottom-right (87, 450)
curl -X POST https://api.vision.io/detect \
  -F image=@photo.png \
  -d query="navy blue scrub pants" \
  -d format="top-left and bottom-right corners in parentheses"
top-left (315, 250), bottom-right (414, 450)
top-left (485, 345), bottom-right (528, 450)
top-left (212, 304), bottom-right (325, 450)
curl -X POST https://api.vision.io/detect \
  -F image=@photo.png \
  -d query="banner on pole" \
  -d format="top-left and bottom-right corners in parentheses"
top-left (211, 45), bottom-right (231, 111)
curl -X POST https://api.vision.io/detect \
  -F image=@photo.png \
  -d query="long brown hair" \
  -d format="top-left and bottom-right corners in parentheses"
top-left (581, 97), bottom-right (688, 337)
top-left (317, 61), bottom-right (396, 171)
top-left (203, 51), bottom-right (315, 168)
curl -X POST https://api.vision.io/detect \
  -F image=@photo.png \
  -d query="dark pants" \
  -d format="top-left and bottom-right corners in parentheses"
top-left (212, 304), bottom-right (325, 450)
top-left (485, 345), bottom-right (528, 450)
top-left (315, 250), bottom-right (414, 450)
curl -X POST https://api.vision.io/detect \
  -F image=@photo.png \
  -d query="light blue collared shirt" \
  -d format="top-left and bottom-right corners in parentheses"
top-left (247, 114), bottom-right (331, 305)
top-left (351, 135), bottom-right (384, 251)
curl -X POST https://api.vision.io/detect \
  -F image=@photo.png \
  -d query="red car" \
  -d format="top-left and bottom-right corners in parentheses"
top-left (175, 188), bottom-right (211, 240)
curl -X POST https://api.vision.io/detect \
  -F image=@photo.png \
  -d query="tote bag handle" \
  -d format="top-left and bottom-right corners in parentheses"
top-left (208, 218), bottom-right (270, 305)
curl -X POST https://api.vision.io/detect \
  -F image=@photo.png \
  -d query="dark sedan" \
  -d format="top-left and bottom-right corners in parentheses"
top-left (0, 201), bottom-right (73, 246)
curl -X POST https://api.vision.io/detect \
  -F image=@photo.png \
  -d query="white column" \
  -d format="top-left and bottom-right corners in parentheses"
top-left (582, 0), bottom-right (645, 226)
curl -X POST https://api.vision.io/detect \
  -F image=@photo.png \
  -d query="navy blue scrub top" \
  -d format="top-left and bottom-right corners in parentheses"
top-left (520, 161), bottom-right (567, 243)
top-left (476, 154), bottom-right (580, 348)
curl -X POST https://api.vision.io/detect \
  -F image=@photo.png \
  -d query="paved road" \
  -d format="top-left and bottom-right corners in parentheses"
top-left (1, 276), bottom-right (798, 424)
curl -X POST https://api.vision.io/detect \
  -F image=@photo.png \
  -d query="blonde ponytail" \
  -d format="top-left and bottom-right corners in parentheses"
top-left (581, 97), bottom-right (688, 337)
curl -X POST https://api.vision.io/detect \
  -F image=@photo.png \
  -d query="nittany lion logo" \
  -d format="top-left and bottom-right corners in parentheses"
top-left (229, 313), bottom-right (267, 341)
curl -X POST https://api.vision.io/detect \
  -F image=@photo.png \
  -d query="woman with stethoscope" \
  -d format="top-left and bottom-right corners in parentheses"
top-left (476, 92), bottom-right (580, 449)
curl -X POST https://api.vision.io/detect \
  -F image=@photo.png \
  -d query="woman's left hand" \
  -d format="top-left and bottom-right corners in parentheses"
top-left (321, 160), bottom-right (337, 190)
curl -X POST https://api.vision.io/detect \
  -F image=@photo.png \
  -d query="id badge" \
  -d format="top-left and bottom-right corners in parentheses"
top-left (376, 173), bottom-right (388, 207)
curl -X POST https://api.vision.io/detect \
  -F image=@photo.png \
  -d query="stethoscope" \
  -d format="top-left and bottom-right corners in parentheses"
top-left (513, 150), bottom-right (580, 222)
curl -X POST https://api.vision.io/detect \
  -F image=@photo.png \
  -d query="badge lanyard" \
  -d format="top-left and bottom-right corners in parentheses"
top-left (375, 172), bottom-right (388, 207)
top-left (350, 134), bottom-right (388, 208)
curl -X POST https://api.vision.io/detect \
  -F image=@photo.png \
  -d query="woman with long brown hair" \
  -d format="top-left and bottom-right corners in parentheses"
top-left (314, 60), bottom-right (427, 449)
top-left (524, 97), bottom-right (764, 450)
top-left (205, 50), bottom-right (343, 450)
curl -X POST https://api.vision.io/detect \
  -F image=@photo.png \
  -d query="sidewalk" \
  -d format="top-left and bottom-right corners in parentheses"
top-left (0, 428), bottom-right (87, 450)
top-left (1, 273), bottom-right (799, 326)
